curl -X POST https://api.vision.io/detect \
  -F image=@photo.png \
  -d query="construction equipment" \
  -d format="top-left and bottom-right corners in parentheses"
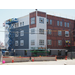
top-left (6, 18), bottom-right (18, 55)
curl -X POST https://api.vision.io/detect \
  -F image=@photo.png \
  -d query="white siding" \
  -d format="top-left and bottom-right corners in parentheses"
top-left (37, 16), bottom-right (47, 48)
top-left (18, 15), bottom-right (29, 27)
top-left (29, 27), bottom-right (38, 49)
top-left (29, 15), bottom-right (47, 50)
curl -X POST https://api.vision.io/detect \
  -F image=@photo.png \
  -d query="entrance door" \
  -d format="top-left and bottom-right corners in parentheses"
top-left (58, 50), bottom-right (61, 56)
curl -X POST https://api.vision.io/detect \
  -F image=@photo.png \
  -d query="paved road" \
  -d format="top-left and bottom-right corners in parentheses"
top-left (1, 59), bottom-right (75, 65)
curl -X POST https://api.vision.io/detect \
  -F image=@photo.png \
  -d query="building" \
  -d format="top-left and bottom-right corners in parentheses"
top-left (4, 10), bottom-right (75, 57)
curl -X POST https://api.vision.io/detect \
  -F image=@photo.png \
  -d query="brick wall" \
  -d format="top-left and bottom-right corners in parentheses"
top-left (47, 15), bottom-right (74, 49)
top-left (29, 11), bottom-right (36, 28)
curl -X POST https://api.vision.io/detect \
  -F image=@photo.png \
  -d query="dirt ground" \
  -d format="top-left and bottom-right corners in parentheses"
top-left (0, 59), bottom-right (75, 65)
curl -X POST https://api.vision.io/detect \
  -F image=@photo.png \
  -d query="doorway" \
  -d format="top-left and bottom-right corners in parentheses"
top-left (58, 50), bottom-right (61, 56)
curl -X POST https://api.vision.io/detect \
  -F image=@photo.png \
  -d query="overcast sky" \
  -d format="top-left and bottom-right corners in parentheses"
top-left (0, 9), bottom-right (75, 45)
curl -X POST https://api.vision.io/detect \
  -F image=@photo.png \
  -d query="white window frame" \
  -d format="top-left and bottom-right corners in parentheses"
top-left (65, 31), bottom-right (69, 37)
top-left (31, 17), bottom-right (35, 24)
top-left (57, 21), bottom-right (59, 26)
top-left (50, 19), bottom-right (52, 25)
top-left (58, 40), bottom-right (62, 45)
top-left (15, 31), bottom-right (19, 37)
top-left (31, 29), bottom-right (35, 34)
top-left (15, 23), bottom-right (19, 28)
top-left (58, 31), bottom-right (62, 36)
top-left (39, 29), bottom-right (44, 34)
top-left (6, 34), bottom-right (8, 38)
top-left (60, 21), bottom-right (62, 26)
top-left (39, 40), bottom-right (44, 45)
top-left (67, 23), bottom-right (69, 27)
top-left (15, 41), bottom-right (18, 46)
top-left (20, 22), bottom-right (24, 26)
top-left (20, 40), bottom-right (24, 46)
top-left (39, 18), bottom-right (44, 23)
top-left (47, 29), bottom-right (51, 35)
top-left (64, 22), bottom-right (66, 27)
top-left (20, 30), bottom-right (24, 36)
top-left (47, 19), bottom-right (49, 24)
top-left (31, 40), bottom-right (35, 45)
top-left (47, 40), bottom-right (52, 45)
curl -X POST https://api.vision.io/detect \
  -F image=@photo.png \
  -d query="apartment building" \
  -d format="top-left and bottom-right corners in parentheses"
top-left (5, 10), bottom-right (75, 56)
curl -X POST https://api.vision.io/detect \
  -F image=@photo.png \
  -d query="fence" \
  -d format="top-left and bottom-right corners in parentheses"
top-left (2, 56), bottom-right (56, 63)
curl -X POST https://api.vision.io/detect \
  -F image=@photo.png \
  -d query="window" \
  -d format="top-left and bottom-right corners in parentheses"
top-left (39, 29), bottom-right (44, 34)
top-left (47, 19), bottom-right (49, 24)
top-left (20, 40), bottom-right (24, 46)
top-left (67, 23), bottom-right (69, 27)
top-left (64, 22), bottom-right (66, 27)
top-left (31, 40), bottom-right (35, 45)
top-left (20, 30), bottom-right (24, 36)
top-left (31, 29), bottom-right (35, 34)
top-left (58, 50), bottom-right (61, 55)
top-left (6, 34), bottom-right (9, 38)
top-left (47, 29), bottom-right (51, 35)
top-left (47, 40), bottom-right (52, 45)
top-left (6, 26), bottom-right (8, 29)
top-left (31, 17), bottom-right (35, 24)
top-left (39, 18), bottom-right (44, 23)
top-left (65, 31), bottom-right (69, 37)
top-left (50, 19), bottom-right (52, 25)
top-left (15, 41), bottom-right (18, 46)
top-left (57, 21), bottom-right (59, 26)
top-left (23, 22), bottom-right (24, 26)
top-left (58, 31), bottom-right (62, 36)
top-left (15, 31), bottom-right (19, 37)
top-left (60, 21), bottom-right (62, 26)
top-left (58, 40), bottom-right (62, 45)
top-left (15, 23), bottom-right (19, 28)
top-left (20, 22), bottom-right (24, 26)
top-left (39, 40), bottom-right (44, 45)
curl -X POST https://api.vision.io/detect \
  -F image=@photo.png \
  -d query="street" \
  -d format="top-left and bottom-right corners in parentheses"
top-left (1, 59), bottom-right (75, 65)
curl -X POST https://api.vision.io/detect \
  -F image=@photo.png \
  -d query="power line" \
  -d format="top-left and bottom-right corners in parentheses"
top-left (0, 29), bottom-right (74, 32)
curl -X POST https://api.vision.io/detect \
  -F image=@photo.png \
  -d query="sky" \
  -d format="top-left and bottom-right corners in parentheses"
top-left (0, 9), bottom-right (75, 45)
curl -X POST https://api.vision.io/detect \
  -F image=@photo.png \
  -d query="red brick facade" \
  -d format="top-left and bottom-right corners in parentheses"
top-left (29, 11), bottom-right (46, 28)
top-left (29, 10), bottom-right (75, 50)
top-left (37, 11), bottom-right (46, 17)
top-left (29, 11), bottom-right (36, 28)
top-left (47, 15), bottom-right (74, 49)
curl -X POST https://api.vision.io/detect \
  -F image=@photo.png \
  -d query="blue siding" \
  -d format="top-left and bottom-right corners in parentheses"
top-left (11, 25), bottom-right (29, 50)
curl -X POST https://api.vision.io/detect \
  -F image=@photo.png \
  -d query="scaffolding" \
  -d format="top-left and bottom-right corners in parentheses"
top-left (6, 18), bottom-right (18, 55)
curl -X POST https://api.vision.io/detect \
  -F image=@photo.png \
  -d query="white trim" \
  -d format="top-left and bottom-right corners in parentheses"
top-left (13, 25), bottom-right (29, 29)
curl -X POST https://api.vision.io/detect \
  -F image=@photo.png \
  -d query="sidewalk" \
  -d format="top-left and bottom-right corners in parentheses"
top-left (0, 59), bottom-right (75, 65)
